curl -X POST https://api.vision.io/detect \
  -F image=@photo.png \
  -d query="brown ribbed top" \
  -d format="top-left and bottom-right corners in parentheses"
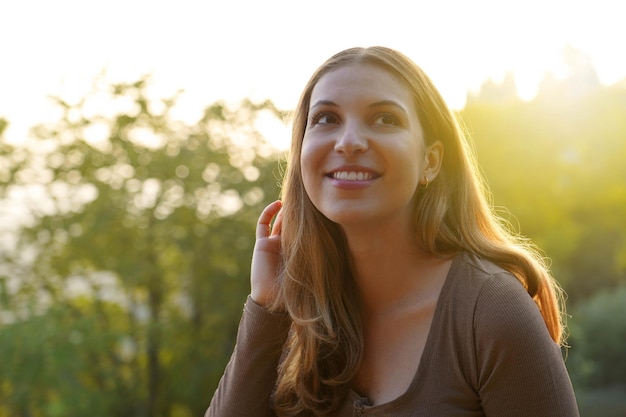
top-left (207, 252), bottom-right (579, 416)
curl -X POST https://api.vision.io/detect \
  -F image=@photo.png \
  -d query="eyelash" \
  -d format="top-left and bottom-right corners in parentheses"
top-left (310, 112), bottom-right (338, 126)
top-left (310, 112), bottom-right (401, 127)
top-left (372, 112), bottom-right (401, 126)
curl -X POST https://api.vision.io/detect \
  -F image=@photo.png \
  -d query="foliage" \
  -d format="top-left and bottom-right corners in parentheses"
top-left (567, 287), bottom-right (626, 416)
top-left (0, 76), bottom-right (284, 416)
top-left (575, 386), bottom-right (626, 417)
top-left (567, 286), bottom-right (626, 388)
top-left (0, 298), bottom-right (136, 417)
top-left (461, 83), bottom-right (626, 304)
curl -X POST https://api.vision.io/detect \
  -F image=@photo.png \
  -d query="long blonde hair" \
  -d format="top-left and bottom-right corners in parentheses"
top-left (271, 46), bottom-right (565, 416)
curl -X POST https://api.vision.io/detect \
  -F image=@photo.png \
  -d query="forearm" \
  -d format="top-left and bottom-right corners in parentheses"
top-left (206, 296), bottom-right (291, 417)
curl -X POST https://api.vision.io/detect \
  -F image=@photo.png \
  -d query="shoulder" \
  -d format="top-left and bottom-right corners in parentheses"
top-left (446, 252), bottom-right (548, 341)
top-left (446, 252), bottom-right (529, 305)
top-left (450, 251), bottom-right (519, 285)
top-left (449, 252), bottom-right (533, 305)
top-left (431, 254), bottom-right (577, 416)
top-left (449, 253), bottom-right (555, 359)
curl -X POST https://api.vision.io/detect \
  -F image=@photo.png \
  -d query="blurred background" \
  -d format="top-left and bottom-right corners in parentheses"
top-left (1, 1), bottom-right (624, 416)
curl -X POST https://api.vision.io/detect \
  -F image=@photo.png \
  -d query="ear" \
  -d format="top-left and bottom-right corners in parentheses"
top-left (421, 140), bottom-right (444, 186)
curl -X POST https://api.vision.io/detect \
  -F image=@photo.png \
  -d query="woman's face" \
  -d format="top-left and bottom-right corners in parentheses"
top-left (301, 63), bottom-right (430, 229)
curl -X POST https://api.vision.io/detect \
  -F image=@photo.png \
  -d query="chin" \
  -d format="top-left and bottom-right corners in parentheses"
top-left (319, 207), bottom-right (378, 226)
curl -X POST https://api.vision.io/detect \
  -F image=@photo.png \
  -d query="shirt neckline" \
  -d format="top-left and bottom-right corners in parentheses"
top-left (346, 251), bottom-right (465, 412)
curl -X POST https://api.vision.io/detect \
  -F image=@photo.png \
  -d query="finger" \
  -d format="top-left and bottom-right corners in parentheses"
top-left (270, 207), bottom-right (284, 237)
top-left (256, 200), bottom-right (282, 239)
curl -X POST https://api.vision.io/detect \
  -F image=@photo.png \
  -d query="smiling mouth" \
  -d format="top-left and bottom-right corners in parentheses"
top-left (329, 171), bottom-right (375, 181)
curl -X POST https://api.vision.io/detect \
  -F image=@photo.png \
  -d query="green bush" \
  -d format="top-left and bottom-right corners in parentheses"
top-left (575, 386), bottom-right (626, 417)
top-left (568, 286), bottom-right (626, 388)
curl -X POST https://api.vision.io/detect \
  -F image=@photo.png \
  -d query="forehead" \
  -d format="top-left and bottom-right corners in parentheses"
top-left (310, 63), bottom-right (413, 108)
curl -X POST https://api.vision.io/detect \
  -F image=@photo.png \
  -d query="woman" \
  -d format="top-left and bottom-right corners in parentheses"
top-left (206, 46), bottom-right (579, 416)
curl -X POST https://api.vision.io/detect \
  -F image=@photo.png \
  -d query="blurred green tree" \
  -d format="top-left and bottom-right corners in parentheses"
top-left (461, 81), bottom-right (626, 304)
top-left (0, 77), bottom-right (285, 416)
top-left (568, 286), bottom-right (626, 388)
top-left (567, 286), bottom-right (626, 416)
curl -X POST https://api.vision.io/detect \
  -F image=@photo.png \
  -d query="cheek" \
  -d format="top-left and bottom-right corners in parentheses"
top-left (300, 140), bottom-right (319, 195)
top-left (300, 135), bottom-right (324, 172)
top-left (394, 144), bottom-right (423, 188)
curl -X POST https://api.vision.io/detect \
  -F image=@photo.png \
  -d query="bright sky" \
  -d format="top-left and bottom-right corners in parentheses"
top-left (1, 0), bottom-right (625, 148)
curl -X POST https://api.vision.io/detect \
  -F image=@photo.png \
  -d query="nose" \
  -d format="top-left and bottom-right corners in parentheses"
top-left (334, 121), bottom-right (368, 155)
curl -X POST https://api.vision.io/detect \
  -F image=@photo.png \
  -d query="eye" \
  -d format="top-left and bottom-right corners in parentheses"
top-left (371, 112), bottom-right (401, 127)
top-left (311, 112), bottom-right (340, 126)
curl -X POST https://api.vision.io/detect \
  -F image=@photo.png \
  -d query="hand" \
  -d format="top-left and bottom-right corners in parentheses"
top-left (250, 200), bottom-right (284, 308)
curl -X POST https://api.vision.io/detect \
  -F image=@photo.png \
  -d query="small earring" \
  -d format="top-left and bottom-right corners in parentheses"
top-left (423, 175), bottom-right (429, 189)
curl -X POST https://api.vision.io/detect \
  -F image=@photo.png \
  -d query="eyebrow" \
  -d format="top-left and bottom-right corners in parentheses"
top-left (310, 100), bottom-right (338, 110)
top-left (310, 99), bottom-right (409, 116)
top-left (368, 100), bottom-right (409, 116)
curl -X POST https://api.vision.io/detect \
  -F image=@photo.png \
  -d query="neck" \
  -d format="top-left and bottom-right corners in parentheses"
top-left (342, 221), bottom-right (441, 316)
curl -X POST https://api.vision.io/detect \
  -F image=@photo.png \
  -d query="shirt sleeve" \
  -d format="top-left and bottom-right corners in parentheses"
top-left (474, 273), bottom-right (580, 417)
top-left (205, 296), bottom-right (291, 417)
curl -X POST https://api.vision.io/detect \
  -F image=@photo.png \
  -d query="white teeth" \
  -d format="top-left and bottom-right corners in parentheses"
top-left (332, 171), bottom-right (373, 181)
